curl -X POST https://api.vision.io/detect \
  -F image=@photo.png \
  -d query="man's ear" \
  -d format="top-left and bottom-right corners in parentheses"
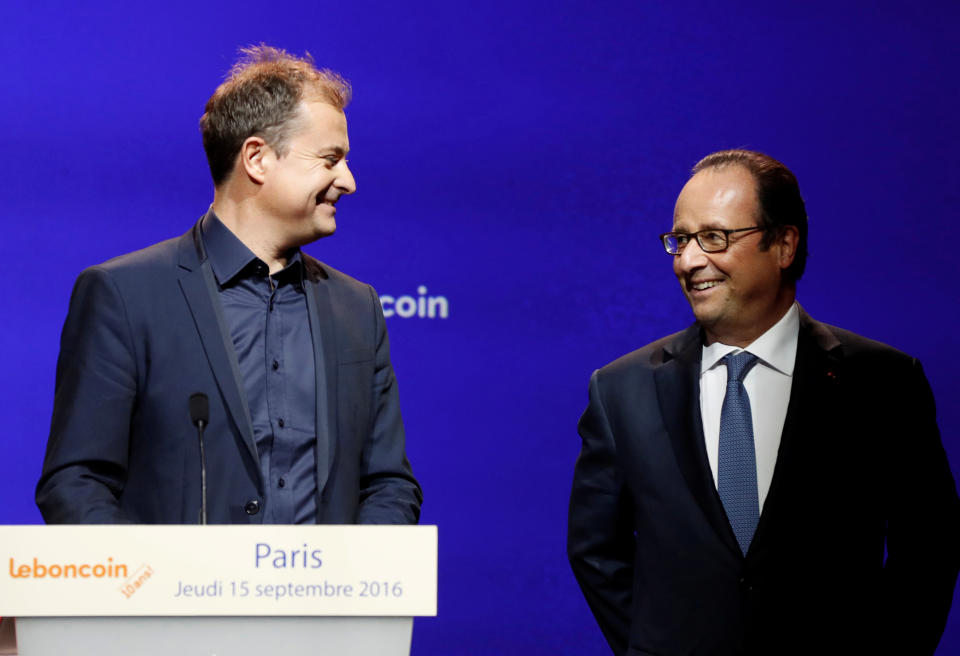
top-left (238, 136), bottom-right (269, 185)
top-left (776, 225), bottom-right (799, 271)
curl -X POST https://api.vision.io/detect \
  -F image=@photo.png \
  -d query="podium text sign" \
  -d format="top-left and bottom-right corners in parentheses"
top-left (0, 525), bottom-right (437, 656)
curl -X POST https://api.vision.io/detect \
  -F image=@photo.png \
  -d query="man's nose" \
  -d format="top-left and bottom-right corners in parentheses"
top-left (337, 162), bottom-right (357, 195)
top-left (675, 239), bottom-right (708, 273)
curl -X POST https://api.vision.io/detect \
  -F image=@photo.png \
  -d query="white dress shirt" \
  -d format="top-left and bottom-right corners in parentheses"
top-left (699, 303), bottom-right (799, 511)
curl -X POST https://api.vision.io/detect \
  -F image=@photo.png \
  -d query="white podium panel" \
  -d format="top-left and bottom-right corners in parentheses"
top-left (1, 526), bottom-right (436, 616)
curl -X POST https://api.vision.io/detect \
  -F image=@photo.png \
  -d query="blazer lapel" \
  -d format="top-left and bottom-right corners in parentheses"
top-left (304, 260), bottom-right (336, 499)
top-left (655, 325), bottom-right (742, 556)
top-left (751, 307), bottom-right (843, 550)
top-left (176, 220), bottom-right (259, 471)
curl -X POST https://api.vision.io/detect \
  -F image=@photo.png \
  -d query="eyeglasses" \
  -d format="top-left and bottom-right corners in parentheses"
top-left (659, 226), bottom-right (762, 254)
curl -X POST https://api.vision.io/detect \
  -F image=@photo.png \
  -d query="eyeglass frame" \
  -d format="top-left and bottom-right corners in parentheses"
top-left (659, 226), bottom-right (763, 255)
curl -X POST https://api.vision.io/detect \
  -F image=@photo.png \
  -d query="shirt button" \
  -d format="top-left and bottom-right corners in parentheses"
top-left (278, 418), bottom-right (285, 428)
top-left (244, 499), bottom-right (260, 515)
top-left (272, 360), bottom-right (279, 370)
top-left (278, 478), bottom-right (286, 488)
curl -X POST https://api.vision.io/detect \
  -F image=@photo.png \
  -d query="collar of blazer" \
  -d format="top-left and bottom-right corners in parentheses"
top-left (177, 211), bottom-right (333, 284)
top-left (658, 304), bottom-right (842, 365)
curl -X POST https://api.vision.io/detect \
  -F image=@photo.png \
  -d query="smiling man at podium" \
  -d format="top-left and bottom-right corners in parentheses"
top-left (36, 46), bottom-right (421, 526)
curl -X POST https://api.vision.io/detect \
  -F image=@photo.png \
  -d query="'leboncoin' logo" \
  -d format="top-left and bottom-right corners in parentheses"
top-left (8, 556), bottom-right (127, 580)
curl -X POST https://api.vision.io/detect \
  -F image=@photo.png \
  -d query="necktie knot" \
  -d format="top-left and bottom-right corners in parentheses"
top-left (724, 352), bottom-right (758, 383)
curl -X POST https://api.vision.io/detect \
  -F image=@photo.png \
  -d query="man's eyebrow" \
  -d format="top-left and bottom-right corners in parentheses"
top-left (321, 146), bottom-right (348, 157)
top-left (671, 222), bottom-right (725, 233)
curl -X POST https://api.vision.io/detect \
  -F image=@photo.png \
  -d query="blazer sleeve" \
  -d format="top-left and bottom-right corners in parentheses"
top-left (881, 358), bottom-right (960, 653)
top-left (568, 370), bottom-right (635, 656)
top-left (354, 285), bottom-right (423, 525)
top-left (36, 266), bottom-right (137, 524)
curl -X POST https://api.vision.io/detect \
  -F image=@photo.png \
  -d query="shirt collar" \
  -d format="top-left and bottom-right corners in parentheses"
top-left (200, 210), bottom-right (304, 287)
top-left (700, 302), bottom-right (799, 376)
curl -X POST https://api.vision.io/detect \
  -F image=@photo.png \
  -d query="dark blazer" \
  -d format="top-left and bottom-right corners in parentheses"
top-left (37, 218), bottom-right (421, 525)
top-left (568, 309), bottom-right (960, 655)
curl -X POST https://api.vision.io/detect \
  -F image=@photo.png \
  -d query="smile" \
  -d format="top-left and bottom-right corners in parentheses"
top-left (691, 280), bottom-right (721, 291)
top-left (316, 193), bottom-right (337, 207)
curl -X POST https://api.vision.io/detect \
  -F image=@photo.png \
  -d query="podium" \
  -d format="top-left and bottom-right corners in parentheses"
top-left (0, 525), bottom-right (437, 656)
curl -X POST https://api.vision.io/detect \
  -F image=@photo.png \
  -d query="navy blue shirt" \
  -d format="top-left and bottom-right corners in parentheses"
top-left (201, 213), bottom-right (318, 523)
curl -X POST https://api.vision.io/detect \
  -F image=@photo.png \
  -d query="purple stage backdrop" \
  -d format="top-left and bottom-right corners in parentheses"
top-left (2, 1), bottom-right (958, 653)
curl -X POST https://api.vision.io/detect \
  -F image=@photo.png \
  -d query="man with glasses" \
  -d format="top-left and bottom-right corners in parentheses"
top-left (568, 149), bottom-right (960, 655)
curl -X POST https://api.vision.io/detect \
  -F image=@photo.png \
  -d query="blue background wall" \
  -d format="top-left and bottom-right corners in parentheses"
top-left (2, 1), bottom-right (958, 653)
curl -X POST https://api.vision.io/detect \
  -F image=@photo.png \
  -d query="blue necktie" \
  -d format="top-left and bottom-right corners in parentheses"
top-left (717, 351), bottom-right (760, 555)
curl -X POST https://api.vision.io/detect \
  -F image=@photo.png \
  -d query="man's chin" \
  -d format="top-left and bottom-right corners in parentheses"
top-left (688, 301), bottom-right (721, 329)
top-left (310, 217), bottom-right (337, 240)
top-left (685, 294), bottom-right (712, 319)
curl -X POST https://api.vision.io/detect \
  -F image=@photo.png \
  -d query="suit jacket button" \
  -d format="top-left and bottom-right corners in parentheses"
top-left (244, 499), bottom-right (261, 515)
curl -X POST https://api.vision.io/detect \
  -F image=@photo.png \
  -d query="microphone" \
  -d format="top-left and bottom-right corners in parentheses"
top-left (189, 393), bottom-right (209, 525)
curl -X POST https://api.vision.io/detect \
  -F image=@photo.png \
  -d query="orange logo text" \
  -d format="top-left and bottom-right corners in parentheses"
top-left (8, 557), bottom-right (128, 579)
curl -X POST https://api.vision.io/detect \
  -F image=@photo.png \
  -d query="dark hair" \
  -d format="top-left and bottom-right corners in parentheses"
top-left (199, 45), bottom-right (352, 186)
top-left (692, 149), bottom-right (808, 282)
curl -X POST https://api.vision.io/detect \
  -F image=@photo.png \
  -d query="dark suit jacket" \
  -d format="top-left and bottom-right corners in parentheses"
top-left (568, 309), bottom-right (960, 655)
top-left (37, 218), bottom-right (421, 525)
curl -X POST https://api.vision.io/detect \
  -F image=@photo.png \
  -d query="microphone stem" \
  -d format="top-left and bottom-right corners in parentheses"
top-left (198, 420), bottom-right (207, 525)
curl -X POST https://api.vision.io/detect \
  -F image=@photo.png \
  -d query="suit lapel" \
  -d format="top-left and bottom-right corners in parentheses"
top-left (655, 325), bottom-right (742, 556)
top-left (751, 307), bottom-right (842, 550)
top-left (176, 220), bottom-right (260, 470)
top-left (304, 260), bottom-right (336, 499)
